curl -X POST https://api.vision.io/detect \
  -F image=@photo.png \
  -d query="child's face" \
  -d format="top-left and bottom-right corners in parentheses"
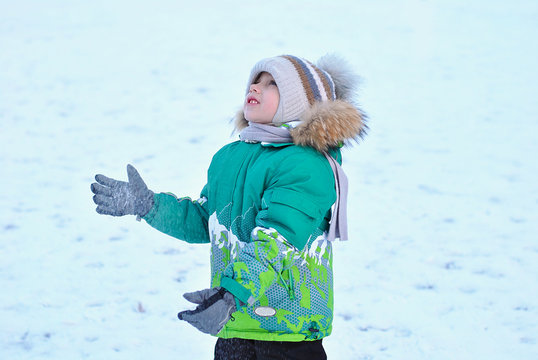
top-left (243, 72), bottom-right (280, 124)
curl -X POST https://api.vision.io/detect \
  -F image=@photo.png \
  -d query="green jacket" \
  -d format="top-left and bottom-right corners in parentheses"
top-left (143, 140), bottom-right (339, 341)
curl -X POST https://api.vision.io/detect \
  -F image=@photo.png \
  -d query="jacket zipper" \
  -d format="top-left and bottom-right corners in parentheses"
top-left (277, 269), bottom-right (295, 300)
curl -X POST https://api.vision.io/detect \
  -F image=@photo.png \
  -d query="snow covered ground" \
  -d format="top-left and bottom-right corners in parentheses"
top-left (1, 0), bottom-right (537, 358)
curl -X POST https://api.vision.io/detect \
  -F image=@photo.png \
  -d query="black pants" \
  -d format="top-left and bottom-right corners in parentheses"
top-left (214, 338), bottom-right (327, 360)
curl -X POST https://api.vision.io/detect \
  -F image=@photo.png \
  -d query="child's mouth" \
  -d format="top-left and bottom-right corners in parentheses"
top-left (246, 97), bottom-right (259, 104)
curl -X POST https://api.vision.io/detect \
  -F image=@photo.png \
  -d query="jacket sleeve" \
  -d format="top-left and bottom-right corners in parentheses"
top-left (220, 151), bottom-right (336, 305)
top-left (142, 187), bottom-right (210, 244)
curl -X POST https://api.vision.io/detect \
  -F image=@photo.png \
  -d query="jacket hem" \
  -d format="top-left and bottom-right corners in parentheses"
top-left (216, 328), bottom-right (331, 342)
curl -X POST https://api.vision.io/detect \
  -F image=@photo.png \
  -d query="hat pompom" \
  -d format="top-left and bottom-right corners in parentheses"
top-left (316, 54), bottom-right (360, 103)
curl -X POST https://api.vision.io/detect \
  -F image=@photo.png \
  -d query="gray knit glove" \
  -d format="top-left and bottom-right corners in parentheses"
top-left (177, 287), bottom-right (237, 336)
top-left (91, 164), bottom-right (154, 217)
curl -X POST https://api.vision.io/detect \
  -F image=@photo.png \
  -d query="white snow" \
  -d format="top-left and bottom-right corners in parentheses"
top-left (1, 0), bottom-right (537, 359)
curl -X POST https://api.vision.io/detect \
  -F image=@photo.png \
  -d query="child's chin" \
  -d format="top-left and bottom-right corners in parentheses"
top-left (251, 119), bottom-right (272, 125)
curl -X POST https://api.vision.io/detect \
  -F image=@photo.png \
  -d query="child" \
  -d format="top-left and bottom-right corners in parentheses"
top-left (91, 54), bottom-right (366, 359)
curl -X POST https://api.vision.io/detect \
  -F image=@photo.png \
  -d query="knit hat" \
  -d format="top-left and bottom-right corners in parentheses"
top-left (236, 54), bottom-right (367, 152)
top-left (245, 55), bottom-right (337, 125)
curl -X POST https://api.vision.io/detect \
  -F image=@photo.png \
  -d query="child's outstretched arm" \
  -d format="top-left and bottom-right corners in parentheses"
top-left (142, 191), bottom-right (210, 244)
top-left (91, 164), bottom-right (210, 244)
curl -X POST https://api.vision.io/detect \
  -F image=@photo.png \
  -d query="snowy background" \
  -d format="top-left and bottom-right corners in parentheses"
top-left (1, 0), bottom-right (537, 359)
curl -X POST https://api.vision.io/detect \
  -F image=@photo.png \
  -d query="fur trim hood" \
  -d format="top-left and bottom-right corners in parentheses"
top-left (235, 54), bottom-right (367, 152)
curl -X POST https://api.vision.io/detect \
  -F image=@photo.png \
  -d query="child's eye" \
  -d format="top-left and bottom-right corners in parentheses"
top-left (270, 80), bottom-right (277, 86)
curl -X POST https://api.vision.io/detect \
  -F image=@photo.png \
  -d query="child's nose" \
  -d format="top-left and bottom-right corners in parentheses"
top-left (249, 84), bottom-right (260, 93)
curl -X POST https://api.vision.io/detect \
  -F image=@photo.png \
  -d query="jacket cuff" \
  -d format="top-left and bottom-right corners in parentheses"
top-left (142, 193), bottom-right (160, 223)
top-left (220, 277), bottom-right (255, 306)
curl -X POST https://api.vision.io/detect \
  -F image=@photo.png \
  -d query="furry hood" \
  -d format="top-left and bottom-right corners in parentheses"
top-left (235, 54), bottom-right (367, 152)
